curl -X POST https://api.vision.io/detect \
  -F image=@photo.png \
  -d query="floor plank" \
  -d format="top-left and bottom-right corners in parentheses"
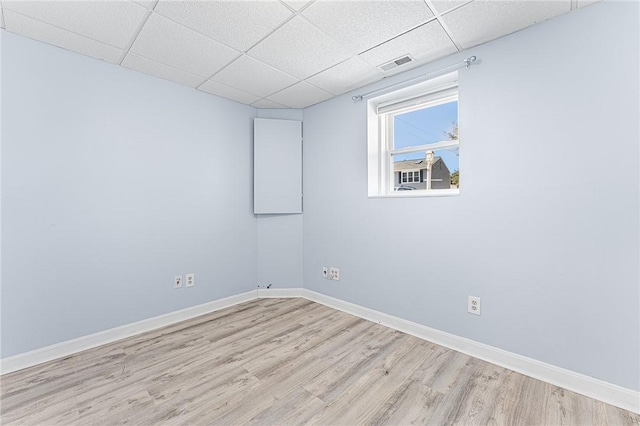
top-left (1, 298), bottom-right (638, 425)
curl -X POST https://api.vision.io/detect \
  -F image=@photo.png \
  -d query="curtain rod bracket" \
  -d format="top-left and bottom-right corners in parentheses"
top-left (464, 55), bottom-right (477, 69)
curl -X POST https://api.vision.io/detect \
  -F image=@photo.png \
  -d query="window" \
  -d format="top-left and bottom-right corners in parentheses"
top-left (401, 171), bottom-right (420, 183)
top-left (367, 72), bottom-right (460, 197)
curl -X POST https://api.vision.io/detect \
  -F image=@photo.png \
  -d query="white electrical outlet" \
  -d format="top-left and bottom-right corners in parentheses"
top-left (468, 295), bottom-right (481, 315)
top-left (185, 273), bottom-right (195, 287)
top-left (322, 267), bottom-right (328, 278)
top-left (174, 275), bottom-right (183, 289)
top-left (329, 267), bottom-right (340, 281)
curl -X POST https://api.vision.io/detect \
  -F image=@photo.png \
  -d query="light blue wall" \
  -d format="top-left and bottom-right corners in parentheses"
top-left (302, 1), bottom-right (639, 391)
top-left (255, 109), bottom-right (304, 289)
top-left (0, 31), bottom-right (258, 357)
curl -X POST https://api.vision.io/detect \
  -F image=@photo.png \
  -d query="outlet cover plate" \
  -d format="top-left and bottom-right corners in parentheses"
top-left (329, 267), bottom-right (340, 281)
top-left (468, 295), bottom-right (481, 315)
top-left (185, 273), bottom-right (195, 287)
top-left (174, 275), bottom-right (183, 289)
top-left (322, 267), bottom-right (328, 278)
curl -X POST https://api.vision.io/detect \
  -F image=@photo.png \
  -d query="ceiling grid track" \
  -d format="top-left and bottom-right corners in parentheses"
top-left (424, 0), bottom-right (463, 52)
top-left (199, 9), bottom-right (299, 83)
top-left (357, 17), bottom-right (440, 57)
top-left (436, 17), bottom-right (463, 53)
top-left (190, 1), bottom-right (308, 104)
top-left (117, 0), bottom-right (159, 65)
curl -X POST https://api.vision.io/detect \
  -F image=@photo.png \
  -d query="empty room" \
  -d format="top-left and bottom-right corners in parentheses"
top-left (1, 0), bottom-right (639, 424)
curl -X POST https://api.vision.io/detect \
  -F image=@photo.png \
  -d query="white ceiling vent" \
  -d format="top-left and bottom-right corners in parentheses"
top-left (377, 54), bottom-right (415, 72)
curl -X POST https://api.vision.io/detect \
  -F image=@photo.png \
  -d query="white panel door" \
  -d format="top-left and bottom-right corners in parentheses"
top-left (254, 118), bottom-right (302, 214)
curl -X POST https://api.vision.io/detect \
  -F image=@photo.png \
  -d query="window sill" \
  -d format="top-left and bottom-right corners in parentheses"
top-left (369, 189), bottom-right (460, 198)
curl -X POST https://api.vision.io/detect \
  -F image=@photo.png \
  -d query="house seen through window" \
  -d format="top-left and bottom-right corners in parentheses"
top-left (367, 72), bottom-right (460, 197)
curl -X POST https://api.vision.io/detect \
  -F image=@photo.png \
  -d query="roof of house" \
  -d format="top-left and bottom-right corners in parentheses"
top-left (393, 157), bottom-right (443, 171)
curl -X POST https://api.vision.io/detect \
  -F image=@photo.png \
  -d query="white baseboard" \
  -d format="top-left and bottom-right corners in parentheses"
top-left (257, 288), bottom-right (303, 298)
top-left (0, 290), bottom-right (258, 375)
top-left (302, 289), bottom-right (640, 414)
top-left (2, 287), bottom-right (638, 414)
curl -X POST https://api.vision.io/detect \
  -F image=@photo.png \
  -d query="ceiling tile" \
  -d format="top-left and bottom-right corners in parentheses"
top-left (306, 57), bottom-right (383, 96)
top-left (211, 55), bottom-right (298, 98)
top-left (427, 0), bottom-right (472, 16)
top-left (280, 0), bottom-right (313, 11)
top-left (154, 0), bottom-right (292, 52)
top-left (302, 0), bottom-right (434, 54)
top-left (252, 99), bottom-right (287, 109)
top-left (122, 53), bottom-right (206, 88)
top-left (442, 0), bottom-right (572, 49)
top-left (1, 0), bottom-right (589, 112)
top-left (248, 16), bottom-right (351, 80)
top-left (1, 1), bottom-right (147, 49)
top-left (576, 0), bottom-right (601, 8)
top-left (130, 14), bottom-right (240, 78)
top-left (359, 21), bottom-right (458, 71)
top-left (198, 80), bottom-right (261, 105)
top-left (3, 9), bottom-right (123, 63)
top-left (268, 81), bottom-right (332, 108)
top-left (132, 0), bottom-right (156, 8)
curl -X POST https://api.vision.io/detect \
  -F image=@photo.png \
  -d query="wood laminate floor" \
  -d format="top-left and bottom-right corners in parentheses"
top-left (1, 298), bottom-right (638, 425)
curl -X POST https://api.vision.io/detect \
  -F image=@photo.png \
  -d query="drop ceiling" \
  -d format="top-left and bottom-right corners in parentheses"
top-left (0, 0), bottom-right (598, 109)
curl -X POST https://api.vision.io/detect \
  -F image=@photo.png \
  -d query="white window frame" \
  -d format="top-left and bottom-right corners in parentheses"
top-left (367, 72), bottom-right (460, 198)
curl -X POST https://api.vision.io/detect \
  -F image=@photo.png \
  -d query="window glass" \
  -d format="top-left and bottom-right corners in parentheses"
top-left (393, 101), bottom-right (458, 150)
